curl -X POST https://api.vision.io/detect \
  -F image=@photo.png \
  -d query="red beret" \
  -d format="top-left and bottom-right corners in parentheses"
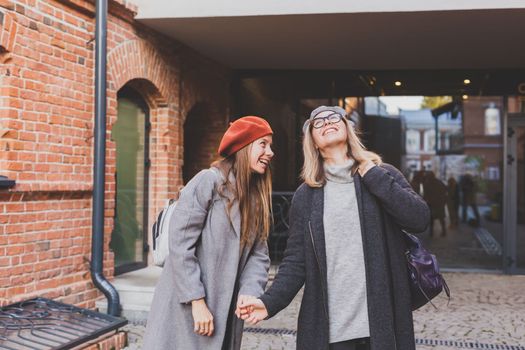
top-left (218, 116), bottom-right (273, 157)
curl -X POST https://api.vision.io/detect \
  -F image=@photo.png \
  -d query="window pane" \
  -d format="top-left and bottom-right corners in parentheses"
top-left (110, 98), bottom-right (146, 269)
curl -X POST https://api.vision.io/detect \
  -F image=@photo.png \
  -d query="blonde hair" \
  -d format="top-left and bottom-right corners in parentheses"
top-left (212, 144), bottom-right (272, 245)
top-left (301, 118), bottom-right (382, 187)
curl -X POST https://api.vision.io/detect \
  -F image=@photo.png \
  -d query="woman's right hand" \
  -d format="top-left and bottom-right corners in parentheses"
top-left (358, 158), bottom-right (376, 177)
top-left (191, 299), bottom-right (214, 336)
top-left (238, 298), bottom-right (268, 325)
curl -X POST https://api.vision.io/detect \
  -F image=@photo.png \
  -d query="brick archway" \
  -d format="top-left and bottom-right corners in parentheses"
top-left (107, 40), bottom-right (180, 266)
top-left (107, 40), bottom-right (176, 105)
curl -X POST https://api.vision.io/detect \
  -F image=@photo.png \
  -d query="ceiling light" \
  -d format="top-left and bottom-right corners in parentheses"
top-left (462, 94), bottom-right (469, 100)
top-left (464, 79), bottom-right (471, 85)
top-left (394, 81), bottom-right (402, 87)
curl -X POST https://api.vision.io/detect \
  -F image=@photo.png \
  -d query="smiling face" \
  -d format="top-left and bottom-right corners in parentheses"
top-left (249, 135), bottom-right (274, 174)
top-left (310, 110), bottom-right (348, 151)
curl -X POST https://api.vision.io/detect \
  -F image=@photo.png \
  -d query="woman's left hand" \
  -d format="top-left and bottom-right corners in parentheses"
top-left (358, 159), bottom-right (376, 177)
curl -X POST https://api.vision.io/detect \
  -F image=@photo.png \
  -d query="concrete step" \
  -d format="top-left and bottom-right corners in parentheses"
top-left (96, 264), bottom-right (279, 322)
top-left (96, 266), bottom-right (162, 322)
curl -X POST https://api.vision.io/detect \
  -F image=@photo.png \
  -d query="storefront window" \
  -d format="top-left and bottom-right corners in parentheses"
top-left (484, 103), bottom-right (501, 135)
top-left (406, 129), bottom-right (420, 153)
top-left (365, 95), bottom-right (505, 270)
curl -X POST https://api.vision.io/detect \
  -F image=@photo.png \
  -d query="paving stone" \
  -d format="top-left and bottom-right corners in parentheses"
top-left (121, 272), bottom-right (525, 349)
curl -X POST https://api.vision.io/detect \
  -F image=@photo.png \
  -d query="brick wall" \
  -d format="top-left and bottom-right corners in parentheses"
top-left (0, 0), bottom-right (230, 307)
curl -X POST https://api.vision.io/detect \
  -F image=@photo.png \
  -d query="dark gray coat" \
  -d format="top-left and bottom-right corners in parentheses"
top-left (260, 164), bottom-right (430, 350)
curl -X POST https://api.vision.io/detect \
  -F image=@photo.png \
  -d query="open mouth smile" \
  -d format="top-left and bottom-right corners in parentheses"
top-left (323, 127), bottom-right (338, 135)
top-left (258, 159), bottom-right (270, 167)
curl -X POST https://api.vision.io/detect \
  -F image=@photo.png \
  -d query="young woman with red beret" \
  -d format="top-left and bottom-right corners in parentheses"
top-left (143, 116), bottom-right (274, 349)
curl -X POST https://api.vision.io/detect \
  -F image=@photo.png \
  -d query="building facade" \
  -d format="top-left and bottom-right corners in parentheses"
top-left (0, 0), bottom-right (230, 308)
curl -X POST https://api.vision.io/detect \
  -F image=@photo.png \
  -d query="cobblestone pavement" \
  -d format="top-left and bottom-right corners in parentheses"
top-left (122, 272), bottom-right (525, 349)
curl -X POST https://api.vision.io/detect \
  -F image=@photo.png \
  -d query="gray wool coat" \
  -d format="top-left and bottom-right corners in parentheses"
top-left (260, 164), bottom-right (430, 350)
top-left (143, 168), bottom-right (270, 350)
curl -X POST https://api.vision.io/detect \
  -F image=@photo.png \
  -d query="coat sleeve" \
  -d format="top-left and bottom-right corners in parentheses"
top-left (238, 238), bottom-right (271, 297)
top-left (259, 188), bottom-right (306, 318)
top-left (168, 169), bottom-right (217, 304)
top-left (361, 163), bottom-right (430, 233)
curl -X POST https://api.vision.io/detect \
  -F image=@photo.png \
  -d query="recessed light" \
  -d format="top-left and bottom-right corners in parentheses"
top-left (462, 94), bottom-right (469, 100)
top-left (464, 79), bottom-right (471, 85)
top-left (394, 81), bottom-right (402, 87)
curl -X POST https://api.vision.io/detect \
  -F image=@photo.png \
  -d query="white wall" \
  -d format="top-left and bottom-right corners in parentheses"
top-left (133, 0), bottom-right (525, 19)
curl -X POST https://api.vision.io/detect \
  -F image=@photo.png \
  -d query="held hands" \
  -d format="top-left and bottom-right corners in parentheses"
top-left (191, 298), bottom-right (214, 336)
top-left (236, 297), bottom-right (268, 325)
top-left (235, 294), bottom-right (256, 319)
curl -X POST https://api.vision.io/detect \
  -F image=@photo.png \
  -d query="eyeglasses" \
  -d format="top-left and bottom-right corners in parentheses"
top-left (311, 113), bottom-right (343, 129)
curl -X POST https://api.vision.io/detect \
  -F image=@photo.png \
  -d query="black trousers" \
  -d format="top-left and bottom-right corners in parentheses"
top-left (329, 337), bottom-right (371, 350)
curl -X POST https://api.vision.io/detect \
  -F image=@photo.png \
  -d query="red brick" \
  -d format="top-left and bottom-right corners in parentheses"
top-left (6, 286), bottom-right (25, 298)
top-left (0, 257), bottom-right (10, 267)
top-left (0, 0), bottom-right (15, 10)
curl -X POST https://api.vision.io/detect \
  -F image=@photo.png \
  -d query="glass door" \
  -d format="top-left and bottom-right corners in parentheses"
top-left (110, 88), bottom-right (150, 275)
top-left (505, 114), bottom-right (525, 274)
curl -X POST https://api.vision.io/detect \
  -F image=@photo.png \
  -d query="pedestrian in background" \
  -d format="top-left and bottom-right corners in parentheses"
top-left (460, 173), bottom-right (481, 226)
top-left (144, 116), bottom-right (274, 349)
top-left (410, 169), bottom-right (425, 196)
top-left (423, 171), bottom-right (448, 237)
top-left (447, 177), bottom-right (460, 228)
top-left (239, 106), bottom-right (430, 350)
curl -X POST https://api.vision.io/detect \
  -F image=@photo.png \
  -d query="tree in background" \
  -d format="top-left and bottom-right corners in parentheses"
top-left (421, 96), bottom-right (452, 109)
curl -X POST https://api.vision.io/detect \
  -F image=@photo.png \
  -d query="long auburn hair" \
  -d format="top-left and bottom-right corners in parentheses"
top-left (211, 144), bottom-right (272, 245)
top-left (301, 117), bottom-right (382, 187)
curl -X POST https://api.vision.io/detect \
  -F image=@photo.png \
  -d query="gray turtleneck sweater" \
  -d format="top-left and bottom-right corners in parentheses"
top-left (323, 160), bottom-right (370, 343)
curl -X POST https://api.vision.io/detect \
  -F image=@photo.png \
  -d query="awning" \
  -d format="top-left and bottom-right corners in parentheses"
top-left (131, 1), bottom-right (525, 70)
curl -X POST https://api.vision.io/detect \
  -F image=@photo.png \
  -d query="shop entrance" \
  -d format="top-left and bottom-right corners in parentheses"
top-left (235, 71), bottom-right (525, 273)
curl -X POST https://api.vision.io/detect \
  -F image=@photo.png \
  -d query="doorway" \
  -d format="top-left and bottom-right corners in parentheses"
top-left (110, 87), bottom-right (151, 275)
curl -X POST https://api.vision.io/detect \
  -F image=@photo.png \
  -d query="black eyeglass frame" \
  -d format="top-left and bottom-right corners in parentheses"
top-left (311, 112), bottom-right (343, 129)
top-left (302, 111), bottom-right (357, 134)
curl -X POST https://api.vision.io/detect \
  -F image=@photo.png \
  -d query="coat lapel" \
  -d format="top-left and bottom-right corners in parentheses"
top-left (309, 186), bottom-right (328, 281)
top-left (229, 199), bottom-right (241, 237)
top-left (211, 167), bottom-right (241, 238)
top-left (354, 173), bottom-right (365, 231)
top-left (223, 170), bottom-right (241, 237)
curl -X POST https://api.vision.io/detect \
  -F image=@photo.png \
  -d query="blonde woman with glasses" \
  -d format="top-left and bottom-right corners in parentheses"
top-left (238, 106), bottom-right (430, 350)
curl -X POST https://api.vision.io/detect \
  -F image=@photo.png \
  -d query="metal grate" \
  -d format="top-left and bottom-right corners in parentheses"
top-left (268, 192), bottom-right (294, 262)
top-left (415, 338), bottom-right (525, 350)
top-left (244, 328), bottom-right (525, 350)
top-left (474, 227), bottom-right (503, 256)
top-left (245, 327), bottom-right (296, 336)
top-left (0, 298), bottom-right (127, 350)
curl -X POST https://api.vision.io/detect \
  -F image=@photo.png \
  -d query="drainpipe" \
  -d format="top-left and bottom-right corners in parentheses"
top-left (91, 0), bottom-right (121, 316)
